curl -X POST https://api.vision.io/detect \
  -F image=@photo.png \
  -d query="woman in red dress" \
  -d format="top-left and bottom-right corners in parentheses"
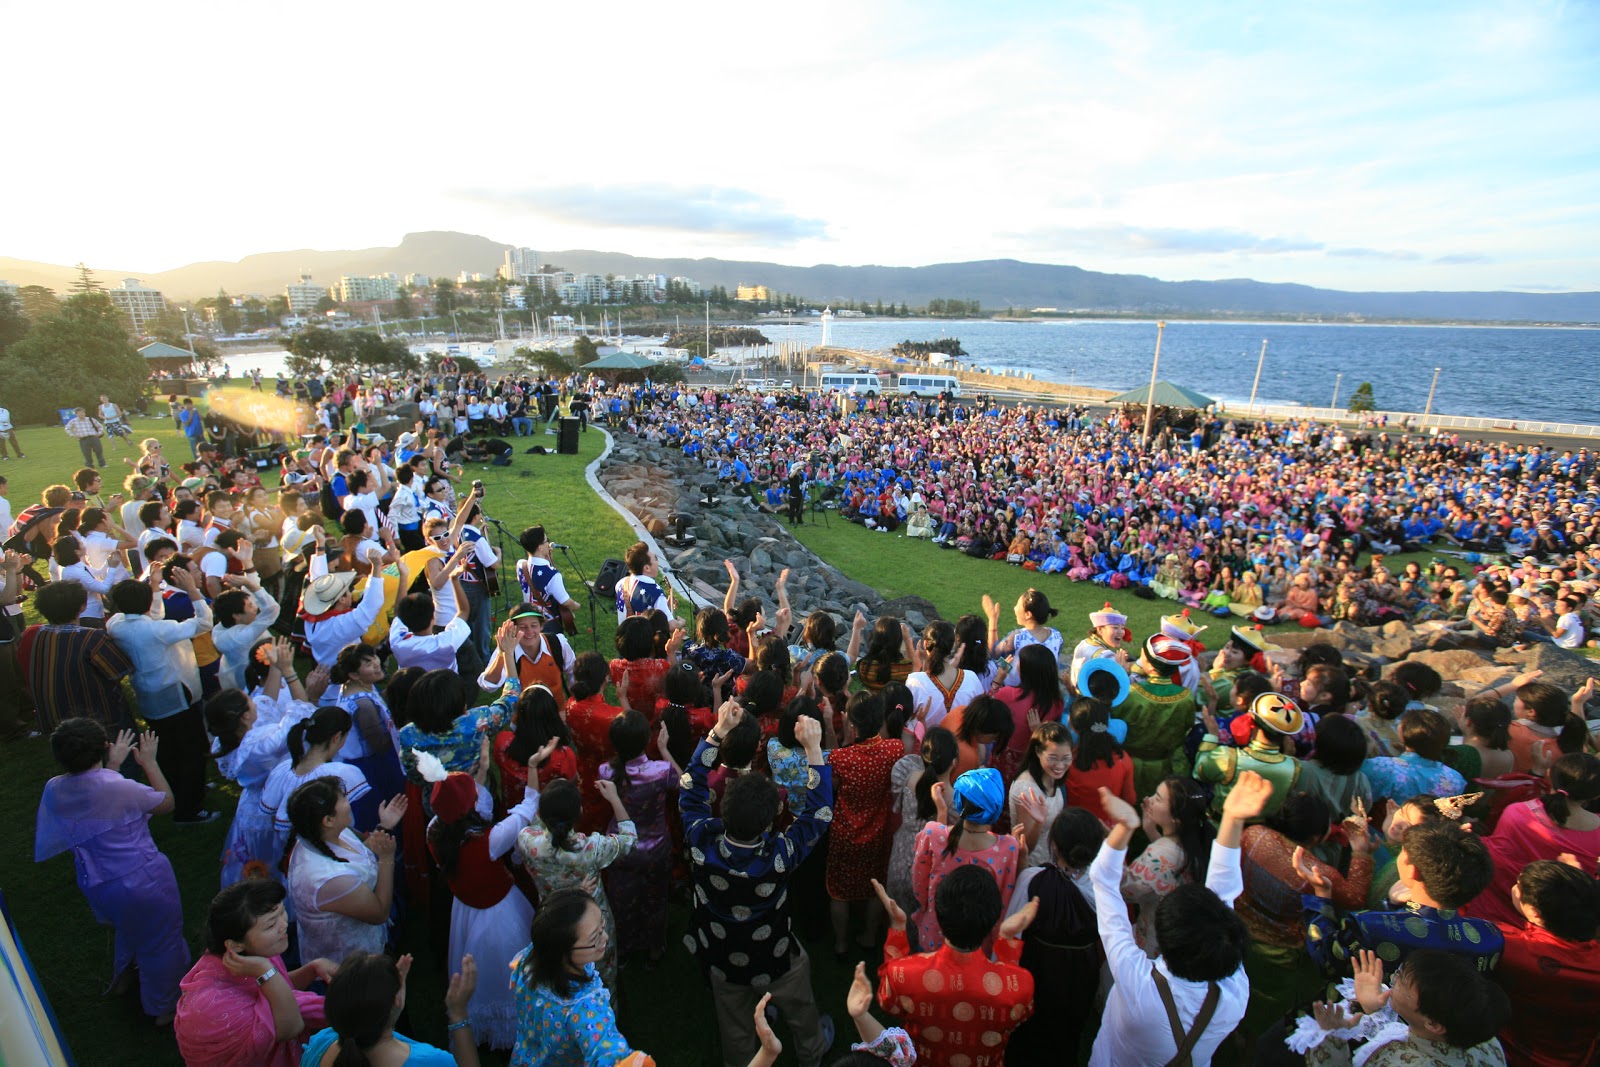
top-left (826, 691), bottom-right (909, 958)
top-left (564, 652), bottom-right (623, 833)
top-left (492, 683), bottom-right (577, 813)
top-left (607, 616), bottom-right (677, 731)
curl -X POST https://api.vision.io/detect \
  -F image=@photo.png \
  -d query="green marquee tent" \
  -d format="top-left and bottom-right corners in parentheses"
top-left (1106, 380), bottom-right (1216, 409)
top-left (581, 351), bottom-right (661, 370)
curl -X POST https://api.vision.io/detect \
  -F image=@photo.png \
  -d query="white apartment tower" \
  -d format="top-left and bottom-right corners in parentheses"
top-left (500, 247), bottom-right (540, 281)
top-left (107, 278), bottom-right (168, 332)
top-left (285, 274), bottom-right (327, 314)
top-left (336, 274), bottom-right (398, 302)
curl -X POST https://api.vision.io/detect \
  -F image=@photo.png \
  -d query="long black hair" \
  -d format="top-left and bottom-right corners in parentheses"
top-left (921, 620), bottom-right (956, 677)
top-left (1070, 697), bottom-right (1123, 771)
top-left (205, 689), bottom-right (253, 757)
top-left (427, 804), bottom-right (490, 878)
top-left (539, 778), bottom-right (583, 852)
top-left (955, 613), bottom-right (990, 674)
top-left (954, 694), bottom-right (1014, 752)
top-left (1157, 776), bottom-right (1216, 885)
top-left (1013, 643), bottom-right (1062, 718)
top-left (288, 705), bottom-right (354, 766)
top-left (521, 888), bottom-right (594, 999)
top-left (913, 727), bottom-right (959, 822)
top-left (286, 776), bottom-right (347, 862)
top-left (859, 617), bottom-right (906, 672)
top-left (323, 951), bottom-right (401, 1066)
top-left (609, 709), bottom-right (650, 787)
top-left (507, 685), bottom-right (571, 766)
top-left (1542, 752), bottom-right (1600, 826)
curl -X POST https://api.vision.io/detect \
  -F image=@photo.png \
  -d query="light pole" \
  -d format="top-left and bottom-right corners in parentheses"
top-left (1247, 338), bottom-right (1268, 413)
top-left (1141, 321), bottom-right (1165, 443)
top-left (1423, 366), bottom-right (1442, 423)
top-left (1331, 372), bottom-right (1343, 410)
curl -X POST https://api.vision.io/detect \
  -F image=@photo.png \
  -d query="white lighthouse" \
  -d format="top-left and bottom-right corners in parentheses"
top-left (820, 306), bottom-right (833, 348)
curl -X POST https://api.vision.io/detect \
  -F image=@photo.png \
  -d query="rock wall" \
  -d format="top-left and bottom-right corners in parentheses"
top-left (599, 435), bottom-right (943, 633)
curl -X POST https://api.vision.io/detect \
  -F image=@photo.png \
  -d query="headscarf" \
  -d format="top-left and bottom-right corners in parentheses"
top-left (951, 767), bottom-right (1005, 825)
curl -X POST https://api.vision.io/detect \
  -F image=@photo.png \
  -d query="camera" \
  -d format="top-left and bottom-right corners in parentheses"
top-left (472, 479), bottom-right (485, 495)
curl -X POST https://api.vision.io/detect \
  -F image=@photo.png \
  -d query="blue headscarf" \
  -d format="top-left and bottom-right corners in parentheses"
top-left (951, 767), bottom-right (1005, 825)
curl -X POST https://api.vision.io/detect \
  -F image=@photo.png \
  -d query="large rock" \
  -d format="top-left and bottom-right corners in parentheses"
top-left (1384, 648), bottom-right (1496, 681)
top-left (1493, 643), bottom-right (1600, 692)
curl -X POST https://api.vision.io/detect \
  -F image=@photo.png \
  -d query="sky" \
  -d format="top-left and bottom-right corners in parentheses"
top-left (5, 0), bottom-right (1598, 292)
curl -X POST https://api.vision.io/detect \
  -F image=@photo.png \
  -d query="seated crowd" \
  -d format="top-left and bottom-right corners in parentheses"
top-left (10, 368), bottom-right (1600, 1067)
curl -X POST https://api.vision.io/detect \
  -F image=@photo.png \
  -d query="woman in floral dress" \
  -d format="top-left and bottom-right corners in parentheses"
top-left (599, 710), bottom-right (674, 962)
top-left (886, 726), bottom-right (958, 916)
top-left (910, 767), bottom-right (1021, 952)
top-left (1121, 775), bottom-right (1214, 957)
top-left (515, 776), bottom-right (637, 989)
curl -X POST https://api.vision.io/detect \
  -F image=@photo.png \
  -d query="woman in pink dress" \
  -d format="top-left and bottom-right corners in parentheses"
top-left (174, 880), bottom-right (330, 1066)
top-left (910, 767), bottom-right (1021, 952)
top-left (1468, 752), bottom-right (1600, 928)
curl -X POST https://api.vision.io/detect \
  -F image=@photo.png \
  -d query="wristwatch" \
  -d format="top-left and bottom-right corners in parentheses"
top-left (255, 965), bottom-right (279, 987)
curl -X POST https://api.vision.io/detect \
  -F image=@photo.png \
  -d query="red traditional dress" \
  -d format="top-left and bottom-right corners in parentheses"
top-left (825, 736), bottom-right (905, 901)
top-left (1464, 798), bottom-right (1600, 929)
top-left (877, 924), bottom-right (1035, 1067)
top-left (1495, 921), bottom-right (1600, 1067)
top-left (566, 693), bottom-right (622, 833)
top-left (608, 657), bottom-right (669, 727)
top-left (491, 730), bottom-right (577, 813)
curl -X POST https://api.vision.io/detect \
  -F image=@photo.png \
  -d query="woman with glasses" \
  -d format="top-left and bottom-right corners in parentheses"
top-left (1008, 720), bottom-right (1073, 868)
top-left (510, 888), bottom-right (652, 1067)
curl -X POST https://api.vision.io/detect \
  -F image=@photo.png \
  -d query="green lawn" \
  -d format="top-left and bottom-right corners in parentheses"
top-left (0, 406), bottom-right (1422, 1065)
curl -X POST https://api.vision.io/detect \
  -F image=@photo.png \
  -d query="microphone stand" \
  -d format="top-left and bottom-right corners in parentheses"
top-left (557, 544), bottom-right (600, 652)
top-left (477, 512), bottom-right (517, 621)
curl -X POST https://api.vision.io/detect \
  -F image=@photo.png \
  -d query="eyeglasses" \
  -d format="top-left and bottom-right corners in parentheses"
top-left (574, 926), bottom-right (609, 952)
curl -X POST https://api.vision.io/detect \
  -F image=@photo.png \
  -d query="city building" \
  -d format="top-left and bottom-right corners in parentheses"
top-left (456, 271), bottom-right (487, 285)
top-left (735, 284), bottom-right (770, 302)
top-left (503, 285), bottom-right (526, 310)
top-left (107, 278), bottom-right (168, 332)
top-left (404, 273), bottom-right (432, 289)
top-left (336, 273), bottom-right (398, 302)
top-left (670, 276), bottom-right (703, 296)
top-left (500, 247), bottom-right (540, 281)
top-left (285, 274), bottom-right (327, 314)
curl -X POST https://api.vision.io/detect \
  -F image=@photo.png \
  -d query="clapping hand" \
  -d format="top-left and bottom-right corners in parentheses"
top-left (1292, 845), bottom-right (1333, 899)
top-left (871, 878), bottom-right (908, 931)
top-left (495, 620), bottom-right (518, 658)
top-left (846, 961), bottom-right (874, 1019)
top-left (617, 668), bottom-right (632, 711)
top-left (594, 778), bottom-right (620, 804)
top-left (377, 794), bottom-right (409, 830)
top-left (1343, 796), bottom-right (1371, 854)
top-left (134, 730), bottom-right (159, 769)
top-left (107, 728), bottom-right (137, 768)
top-left (270, 636), bottom-right (295, 669)
top-left (1098, 787), bottom-right (1141, 831)
top-left (444, 955), bottom-right (477, 1024)
top-left (998, 897), bottom-right (1039, 941)
top-left (1310, 999), bottom-right (1362, 1034)
top-left (752, 993), bottom-right (782, 1060)
top-left (1351, 949), bottom-right (1390, 1015)
top-left (982, 594), bottom-right (1000, 623)
top-left (1221, 770), bottom-right (1273, 822)
top-left (366, 829), bottom-right (396, 860)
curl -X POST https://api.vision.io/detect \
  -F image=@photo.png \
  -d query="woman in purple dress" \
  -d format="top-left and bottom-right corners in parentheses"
top-left (34, 718), bottom-right (191, 1024)
top-left (599, 709), bottom-right (675, 963)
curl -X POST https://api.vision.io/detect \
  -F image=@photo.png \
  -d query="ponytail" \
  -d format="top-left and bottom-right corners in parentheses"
top-left (289, 705), bottom-right (354, 766)
top-left (1557, 713), bottom-right (1589, 756)
top-left (913, 727), bottom-right (958, 822)
top-left (943, 809), bottom-right (968, 857)
top-left (1541, 752), bottom-right (1600, 825)
top-left (608, 710), bottom-right (649, 788)
top-left (539, 779), bottom-right (582, 852)
top-left (923, 620), bottom-right (955, 678)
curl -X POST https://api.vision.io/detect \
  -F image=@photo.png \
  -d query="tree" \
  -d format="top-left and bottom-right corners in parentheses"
top-left (350, 332), bottom-right (419, 375)
top-left (285, 326), bottom-right (352, 377)
top-left (0, 290), bottom-right (29, 354)
top-left (393, 287), bottom-right (414, 320)
top-left (433, 278), bottom-right (458, 315)
top-left (313, 294), bottom-right (338, 315)
top-left (0, 292), bottom-right (148, 423)
top-left (1347, 382), bottom-right (1377, 413)
top-left (70, 263), bottom-right (104, 293)
top-left (18, 285), bottom-right (60, 321)
top-left (572, 334), bottom-right (598, 365)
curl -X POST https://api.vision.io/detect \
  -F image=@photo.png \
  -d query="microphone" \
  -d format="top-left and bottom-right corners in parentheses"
top-left (551, 542), bottom-right (572, 550)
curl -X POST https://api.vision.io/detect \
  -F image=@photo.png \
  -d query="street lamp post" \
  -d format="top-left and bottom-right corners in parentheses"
top-left (1141, 321), bottom-right (1166, 443)
top-left (1247, 338), bottom-right (1268, 413)
top-left (1331, 372), bottom-right (1343, 410)
top-left (1423, 366), bottom-right (1442, 423)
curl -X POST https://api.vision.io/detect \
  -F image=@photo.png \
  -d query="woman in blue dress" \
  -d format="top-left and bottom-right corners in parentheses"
top-left (303, 950), bottom-right (481, 1066)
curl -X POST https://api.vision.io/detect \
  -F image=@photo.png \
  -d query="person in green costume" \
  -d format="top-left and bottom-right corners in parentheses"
top-left (1194, 691), bottom-right (1305, 819)
top-left (1121, 634), bottom-right (1202, 800)
top-left (1208, 624), bottom-right (1273, 710)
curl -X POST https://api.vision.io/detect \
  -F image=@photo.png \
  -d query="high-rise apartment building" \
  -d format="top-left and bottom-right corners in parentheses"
top-left (284, 274), bottom-right (327, 314)
top-left (336, 274), bottom-right (398, 302)
top-left (735, 284), bottom-right (770, 302)
top-left (500, 247), bottom-right (540, 281)
top-left (107, 278), bottom-right (168, 332)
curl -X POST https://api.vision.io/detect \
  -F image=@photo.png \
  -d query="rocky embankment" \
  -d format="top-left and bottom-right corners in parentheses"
top-left (599, 434), bottom-right (941, 631)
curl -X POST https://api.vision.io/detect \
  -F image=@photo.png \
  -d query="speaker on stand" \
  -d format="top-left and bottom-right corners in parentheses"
top-left (584, 557), bottom-right (629, 651)
top-left (558, 417), bottom-right (580, 455)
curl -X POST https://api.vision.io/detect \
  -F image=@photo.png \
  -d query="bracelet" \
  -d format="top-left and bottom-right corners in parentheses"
top-left (255, 965), bottom-right (279, 987)
top-left (446, 1019), bottom-right (471, 1033)
top-left (282, 674), bottom-right (300, 682)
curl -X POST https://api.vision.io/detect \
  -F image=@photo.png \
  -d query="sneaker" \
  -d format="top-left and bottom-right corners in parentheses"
top-left (174, 810), bottom-right (220, 825)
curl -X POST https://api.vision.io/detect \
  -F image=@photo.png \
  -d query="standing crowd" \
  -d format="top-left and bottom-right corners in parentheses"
top-left (9, 369), bottom-right (1600, 1067)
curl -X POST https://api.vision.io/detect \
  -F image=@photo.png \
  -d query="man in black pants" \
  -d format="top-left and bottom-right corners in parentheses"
top-left (786, 471), bottom-right (805, 526)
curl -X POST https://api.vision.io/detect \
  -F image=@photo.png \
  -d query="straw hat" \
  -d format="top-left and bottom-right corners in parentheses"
top-left (303, 572), bottom-right (358, 615)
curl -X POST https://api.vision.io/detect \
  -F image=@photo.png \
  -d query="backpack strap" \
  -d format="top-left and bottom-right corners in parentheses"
top-left (1151, 965), bottom-right (1220, 1067)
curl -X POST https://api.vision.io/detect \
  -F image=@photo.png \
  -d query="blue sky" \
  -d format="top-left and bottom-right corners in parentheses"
top-left (4, 0), bottom-right (1596, 291)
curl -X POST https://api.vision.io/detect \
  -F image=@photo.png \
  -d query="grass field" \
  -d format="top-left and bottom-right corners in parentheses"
top-left (0, 405), bottom-right (1422, 1065)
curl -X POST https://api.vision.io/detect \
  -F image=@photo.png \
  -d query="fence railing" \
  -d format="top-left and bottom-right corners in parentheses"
top-left (1215, 402), bottom-right (1600, 439)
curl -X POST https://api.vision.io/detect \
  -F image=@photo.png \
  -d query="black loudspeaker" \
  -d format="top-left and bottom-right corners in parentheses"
top-left (592, 558), bottom-right (628, 599)
top-left (557, 417), bottom-right (580, 454)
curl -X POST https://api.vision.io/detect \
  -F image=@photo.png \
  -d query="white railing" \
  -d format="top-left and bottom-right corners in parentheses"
top-left (1217, 402), bottom-right (1600, 439)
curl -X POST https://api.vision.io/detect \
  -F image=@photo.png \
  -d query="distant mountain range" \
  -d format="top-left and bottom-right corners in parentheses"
top-left (3, 231), bottom-right (1597, 323)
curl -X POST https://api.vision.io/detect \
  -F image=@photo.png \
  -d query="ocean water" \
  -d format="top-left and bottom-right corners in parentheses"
top-left (215, 318), bottom-right (1600, 424)
top-left (755, 318), bottom-right (1600, 424)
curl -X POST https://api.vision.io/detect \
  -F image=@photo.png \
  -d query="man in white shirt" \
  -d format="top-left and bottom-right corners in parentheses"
top-left (211, 577), bottom-right (281, 691)
top-left (1553, 594), bottom-right (1586, 649)
top-left (1087, 771), bottom-right (1271, 1067)
top-left (0, 405), bottom-right (23, 459)
top-left (301, 548), bottom-right (390, 666)
top-left (389, 591), bottom-right (471, 673)
top-left (106, 569), bottom-right (216, 822)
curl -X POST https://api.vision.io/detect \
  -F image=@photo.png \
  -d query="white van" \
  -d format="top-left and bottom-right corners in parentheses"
top-left (896, 373), bottom-right (961, 397)
top-left (819, 372), bottom-right (882, 394)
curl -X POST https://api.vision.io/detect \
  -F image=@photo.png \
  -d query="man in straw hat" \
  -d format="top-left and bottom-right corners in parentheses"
top-left (1194, 691), bottom-right (1305, 818)
top-left (300, 545), bottom-right (389, 667)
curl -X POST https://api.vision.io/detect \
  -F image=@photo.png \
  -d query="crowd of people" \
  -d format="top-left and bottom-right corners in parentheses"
top-left (9, 367), bottom-right (1600, 1067)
